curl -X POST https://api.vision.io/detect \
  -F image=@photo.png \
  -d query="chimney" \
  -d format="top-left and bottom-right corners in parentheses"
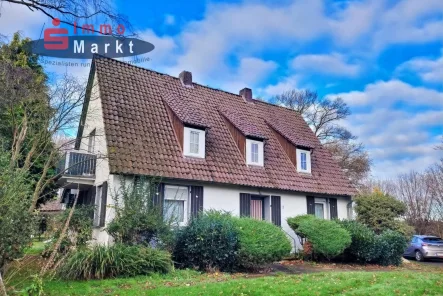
top-left (239, 87), bottom-right (253, 102)
top-left (179, 71), bottom-right (193, 87)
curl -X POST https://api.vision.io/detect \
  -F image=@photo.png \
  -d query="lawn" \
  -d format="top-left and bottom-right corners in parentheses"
top-left (38, 270), bottom-right (443, 296)
top-left (23, 240), bottom-right (47, 255)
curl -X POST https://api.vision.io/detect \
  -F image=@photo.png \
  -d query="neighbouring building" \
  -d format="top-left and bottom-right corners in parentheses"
top-left (55, 55), bottom-right (356, 247)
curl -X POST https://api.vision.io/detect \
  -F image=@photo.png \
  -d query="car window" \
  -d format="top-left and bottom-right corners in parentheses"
top-left (422, 237), bottom-right (443, 243)
top-left (411, 237), bottom-right (418, 243)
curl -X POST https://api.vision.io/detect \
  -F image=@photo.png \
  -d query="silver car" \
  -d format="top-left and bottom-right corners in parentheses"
top-left (404, 235), bottom-right (443, 261)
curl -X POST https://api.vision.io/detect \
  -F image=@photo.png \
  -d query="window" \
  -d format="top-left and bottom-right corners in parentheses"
top-left (164, 185), bottom-right (189, 225)
top-left (251, 143), bottom-right (259, 163)
top-left (190, 131), bottom-right (199, 154)
top-left (347, 202), bottom-right (354, 220)
top-left (296, 149), bottom-right (311, 173)
top-left (246, 139), bottom-right (264, 166)
top-left (183, 127), bottom-right (205, 158)
top-left (301, 152), bottom-right (307, 170)
top-left (88, 129), bottom-right (96, 153)
top-left (315, 203), bottom-right (324, 219)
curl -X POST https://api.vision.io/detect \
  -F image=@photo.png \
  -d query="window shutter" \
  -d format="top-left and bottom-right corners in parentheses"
top-left (271, 195), bottom-right (281, 226)
top-left (88, 187), bottom-right (96, 219)
top-left (152, 183), bottom-right (165, 214)
top-left (98, 182), bottom-right (108, 227)
top-left (190, 186), bottom-right (204, 217)
top-left (239, 193), bottom-right (251, 217)
top-left (330, 198), bottom-right (338, 219)
top-left (306, 196), bottom-right (315, 215)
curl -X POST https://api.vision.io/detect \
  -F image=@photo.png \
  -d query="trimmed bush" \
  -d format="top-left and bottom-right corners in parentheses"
top-left (58, 244), bottom-right (172, 280)
top-left (173, 211), bottom-right (239, 271)
top-left (232, 217), bottom-right (291, 269)
top-left (288, 215), bottom-right (351, 260)
top-left (373, 230), bottom-right (408, 266)
top-left (287, 215), bottom-right (316, 237)
top-left (337, 220), bottom-right (379, 263)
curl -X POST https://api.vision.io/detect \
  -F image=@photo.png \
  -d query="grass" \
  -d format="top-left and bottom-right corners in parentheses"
top-left (38, 270), bottom-right (443, 296)
top-left (23, 240), bottom-right (47, 255)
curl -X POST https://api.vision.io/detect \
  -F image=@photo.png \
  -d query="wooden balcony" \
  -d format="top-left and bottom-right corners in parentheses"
top-left (56, 150), bottom-right (97, 190)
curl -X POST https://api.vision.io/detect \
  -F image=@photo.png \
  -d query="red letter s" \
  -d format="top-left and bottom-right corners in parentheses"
top-left (44, 28), bottom-right (69, 50)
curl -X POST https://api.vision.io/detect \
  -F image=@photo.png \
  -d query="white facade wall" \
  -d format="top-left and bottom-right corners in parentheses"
top-left (77, 72), bottom-right (114, 245)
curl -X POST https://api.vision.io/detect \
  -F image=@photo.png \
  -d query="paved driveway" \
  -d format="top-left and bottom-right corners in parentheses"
top-left (416, 258), bottom-right (443, 267)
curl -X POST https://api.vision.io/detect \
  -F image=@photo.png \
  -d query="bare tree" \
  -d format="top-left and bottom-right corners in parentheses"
top-left (326, 141), bottom-right (371, 187)
top-left (0, 59), bottom-right (94, 211)
top-left (395, 171), bottom-right (436, 234)
top-left (275, 89), bottom-right (370, 186)
top-left (0, 0), bottom-right (133, 36)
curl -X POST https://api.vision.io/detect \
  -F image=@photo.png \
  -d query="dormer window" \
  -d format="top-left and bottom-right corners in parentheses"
top-left (246, 139), bottom-right (264, 166)
top-left (296, 149), bottom-right (311, 173)
top-left (184, 127), bottom-right (205, 158)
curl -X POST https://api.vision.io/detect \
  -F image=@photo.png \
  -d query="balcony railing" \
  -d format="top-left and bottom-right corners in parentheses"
top-left (57, 150), bottom-right (97, 176)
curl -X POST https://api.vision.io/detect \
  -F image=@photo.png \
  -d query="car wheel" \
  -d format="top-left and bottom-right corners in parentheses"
top-left (415, 250), bottom-right (425, 262)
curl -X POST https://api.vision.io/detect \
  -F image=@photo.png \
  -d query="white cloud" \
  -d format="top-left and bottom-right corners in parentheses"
top-left (203, 57), bottom-right (278, 95)
top-left (334, 80), bottom-right (443, 107)
top-left (330, 80), bottom-right (443, 178)
top-left (172, 0), bottom-right (329, 81)
top-left (0, 2), bottom-right (49, 38)
top-left (164, 14), bottom-right (175, 26)
top-left (137, 29), bottom-right (177, 70)
top-left (237, 58), bottom-right (277, 86)
top-left (291, 53), bottom-right (361, 77)
top-left (371, 0), bottom-right (443, 50)
top-left (259, 75), bottom-right (300, 97)
top-left (396, 50), bottom-right (443, 84)
top-left (328, 0), bottom-right (383, 44)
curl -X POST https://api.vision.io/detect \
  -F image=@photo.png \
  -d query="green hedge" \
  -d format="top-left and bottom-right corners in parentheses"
top-left (338, 220), bottom-right (379, 263)
top-left (288, 215), bottom-right (351, 260)
top-left (374, 230), bottom-right (408, 266)
top-left (232, 217), bottom-right (291, 269)
top-left (173, 211), bottom-right (291, 271)
top-left (173, 211), bottom-right (239, 271)
top-left (58, 244), bottom-right (172, 280)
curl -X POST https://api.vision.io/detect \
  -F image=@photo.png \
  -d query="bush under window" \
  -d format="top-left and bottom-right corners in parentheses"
top-left (232, 217), bottom-right (291, 269)
top-left (173, 211), bottom-right (239, 271)
top-left (287, 215), bottom-right (351, 260)
top-left (107, 176), bottom-right (174, 250)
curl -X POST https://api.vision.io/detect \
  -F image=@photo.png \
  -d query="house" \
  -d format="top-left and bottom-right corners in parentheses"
top-left (57, 55), bottom-right (356, 247)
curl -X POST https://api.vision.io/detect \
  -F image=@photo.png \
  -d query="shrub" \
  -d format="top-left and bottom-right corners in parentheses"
top-left (373, 230), bottom-right (408, 266)
top-left (174, 211), bottom-right (238, 271)
top-left (232, 217), bottom-right (291, 269)
top-left (354, 192), bottom-right (408, 234)
top-left (107, 177), bottom-right (173, 249)
top-left (0, 149), bottom-right (35, 270)
top-left (58, 244), bottom-right (172, 280)
top-left (337, 220), bottom-right (379, 263)
top-left (286, 215), bottom-right (316, 237)
top-left (288, 215), bottom-right (351, 260)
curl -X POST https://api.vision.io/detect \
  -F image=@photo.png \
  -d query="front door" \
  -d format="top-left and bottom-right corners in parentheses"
top-left (250, 196), bottom-right (264, 220)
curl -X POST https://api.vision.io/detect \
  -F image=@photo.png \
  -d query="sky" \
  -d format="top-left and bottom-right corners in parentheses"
top-left (0, 0), bottom-right (442, 179)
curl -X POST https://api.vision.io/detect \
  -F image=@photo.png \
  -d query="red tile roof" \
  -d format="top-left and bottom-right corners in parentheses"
top-left (39, 198), bottom-right (63, 213)
top-left (92, 56), bottom-right (356, 196)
